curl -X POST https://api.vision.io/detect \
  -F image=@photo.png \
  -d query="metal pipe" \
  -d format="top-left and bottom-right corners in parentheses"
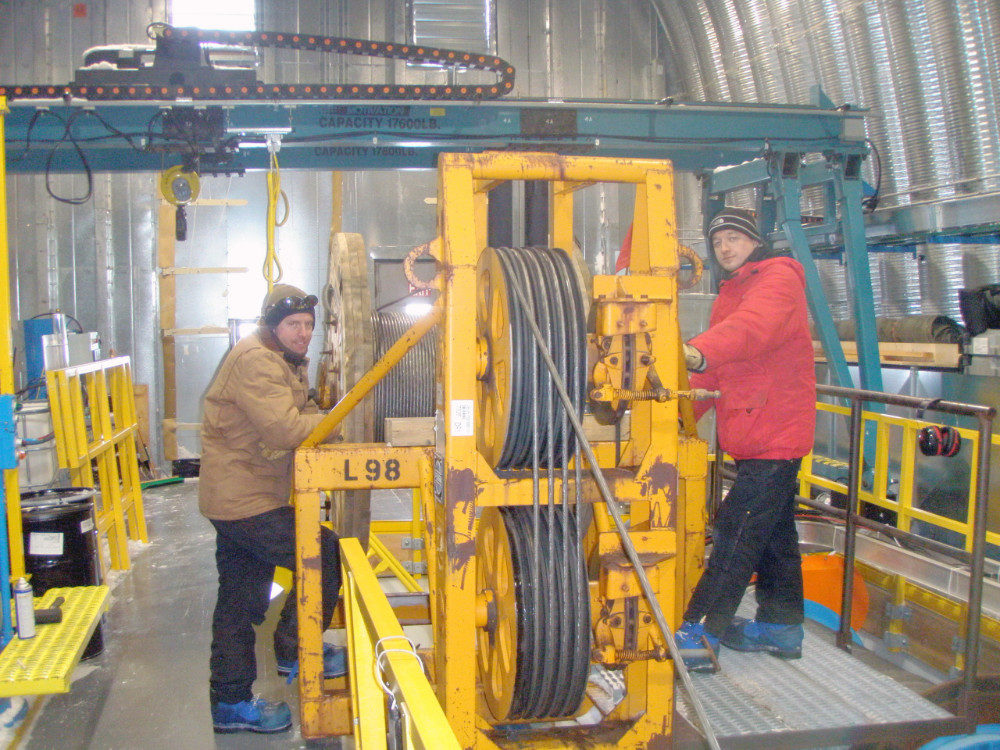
top-left (300, 302), bottom-right (443, 448)
top-left (838, 400), bottom-right (863, 652)
top-left (506, 280), bottom-right (723, 750)
top-left (789, 493), bottom-right (976, 566)
top-left (961, 413), bottom-right (994, 715)
top-left (817, 383), bottom-right (996, 420)
top-left (814, 382), bottom-right (995, 718)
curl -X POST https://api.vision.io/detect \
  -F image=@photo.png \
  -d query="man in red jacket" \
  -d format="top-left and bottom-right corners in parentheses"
top-left (675, 207), bottom-right (816, 673)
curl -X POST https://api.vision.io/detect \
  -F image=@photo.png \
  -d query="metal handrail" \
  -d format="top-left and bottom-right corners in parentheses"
top-left (340, 537), bottom-right (460, 750)
top-left (806, 401), bottom-right (1000, 551)
top-left (811, 384), bottom-right (995, 719)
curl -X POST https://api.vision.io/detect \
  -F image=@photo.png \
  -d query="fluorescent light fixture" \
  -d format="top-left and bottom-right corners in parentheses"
top-left (226, 126), bottom-right (294, 136)
top-left (171, 0), bottom-right (255, 31)
top-left (404, 301), bottom-right (434, 317)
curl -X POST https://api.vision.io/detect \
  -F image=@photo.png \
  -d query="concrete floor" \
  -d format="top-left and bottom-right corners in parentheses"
top-left (12, 480), bottom-right (346, 750)
top-left (0, 479), bottom-right (959, 750)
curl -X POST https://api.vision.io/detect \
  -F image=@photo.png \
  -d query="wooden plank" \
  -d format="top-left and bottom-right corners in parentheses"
top-left (133, 383), bottom-right (150, 449)
top-left (385, 417), bottom-right (435, 446)
top-left (584, 411), bottom-right (631, 442)
top-left (162, 326), bottom-right (229, 337)
top-left (157, 201), bottom-right (177, 459)
top-left (189, 198), bottom-right (248, 206)
top-left (159, 266), bottom-right (248, 276)
top-left (162, 419), bottom-right (201, 432)
top-left (384, 412), bottom-right (631, 446)
top-left (814, 341), bottom-right (962, 369)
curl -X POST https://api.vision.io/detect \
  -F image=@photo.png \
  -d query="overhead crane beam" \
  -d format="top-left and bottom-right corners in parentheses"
top-left (1, 94), bottom-right (880, 386)
top-left (2, 98), bottom-right (867, 174)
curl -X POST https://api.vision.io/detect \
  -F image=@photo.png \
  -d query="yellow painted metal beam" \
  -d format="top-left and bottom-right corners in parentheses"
top-left (296, 445), bottom-right (432, 490)
top-left (435, 153), bottom-right (481, 746)
top-left (366, 533), bottom-right (424, 593)
top-left (341, 538), bottom-right (461, 750)
top-left (803, 402), bottom-right (1000, 551)
top-left (295, 446), bottom-right (437, 738)
top-left (294, 489), bottom-right (327, 737)
top-left (0, 97), bottom-right (25, 579)
top-left (43, 357), bottom-right (147, 573)
top-left (301, 303), bottom-right (443, 448)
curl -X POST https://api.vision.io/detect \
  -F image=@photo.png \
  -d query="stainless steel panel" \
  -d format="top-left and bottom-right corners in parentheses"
top-left (876, 251), bottom-right (921, 317)
top-left (918, 244), bottom-right (965, 319)
top-left (797, 520), bottom-right (1000, 618)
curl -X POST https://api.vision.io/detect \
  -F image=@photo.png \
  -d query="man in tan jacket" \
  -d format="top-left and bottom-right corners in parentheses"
top-left (200, 284), bottom-right (344, 734)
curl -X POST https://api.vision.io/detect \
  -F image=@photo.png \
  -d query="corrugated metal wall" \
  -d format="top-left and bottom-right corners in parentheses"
top-left (2, 0), bottom-right (998, 466)
top-left (651, 0), bottom-right (1000, 322)
top-left (0, 0), bottom-right (665, 464)
top-left (1, 0), bottom-right (165, 458)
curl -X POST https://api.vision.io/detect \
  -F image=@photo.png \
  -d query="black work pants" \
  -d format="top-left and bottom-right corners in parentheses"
top-left (683, 458), bottom-right (804, 637)
top-left (208, 506), bottom-right (341, 705)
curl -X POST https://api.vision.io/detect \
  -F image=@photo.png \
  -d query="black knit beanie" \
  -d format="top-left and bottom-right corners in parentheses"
top-left (707, 207), bottom-right (763, 246)
top-left (260, 283), bottom-right (317, 328)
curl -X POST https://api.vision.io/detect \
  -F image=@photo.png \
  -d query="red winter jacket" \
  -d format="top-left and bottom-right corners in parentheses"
top-left (689, 256), bottom-right (816, 460)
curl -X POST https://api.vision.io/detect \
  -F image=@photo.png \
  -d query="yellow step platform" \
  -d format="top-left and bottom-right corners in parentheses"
top-left (0, 586), bottom-right (110, 697)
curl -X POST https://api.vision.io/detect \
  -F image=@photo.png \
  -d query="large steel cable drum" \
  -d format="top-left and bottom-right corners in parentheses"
top-left (371, 311), bottom-right (437, 442)
top-left (316, 232), bottom-right (374, 546)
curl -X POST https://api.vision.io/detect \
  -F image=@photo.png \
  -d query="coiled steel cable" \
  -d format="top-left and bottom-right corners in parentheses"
top-left (371, 311), bottom-right (437, 442)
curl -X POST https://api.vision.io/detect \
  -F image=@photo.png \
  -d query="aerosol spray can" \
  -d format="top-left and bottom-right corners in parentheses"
top-left (14, 577), bottom-right (35, 640)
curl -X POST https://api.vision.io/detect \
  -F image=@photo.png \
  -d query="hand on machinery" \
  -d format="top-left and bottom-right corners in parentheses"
top-left (683, 343), bottom-right (706, 372)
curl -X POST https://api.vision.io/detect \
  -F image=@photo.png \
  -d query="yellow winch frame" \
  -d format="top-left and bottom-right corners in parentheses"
top-left (292, 152), bottom-right (709, 747)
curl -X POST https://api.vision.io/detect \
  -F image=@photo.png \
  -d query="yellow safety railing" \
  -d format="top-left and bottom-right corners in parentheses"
top-left (45, 356), bottom-right (148, 573)
top-left (294, 444), bottom-right (437, 738)
top-left (800, 401), bottom-right (1000, 553)
top-left (367, 490), bottom-right (427, 593)
top-left (341, 537), bottom-right (460, 750)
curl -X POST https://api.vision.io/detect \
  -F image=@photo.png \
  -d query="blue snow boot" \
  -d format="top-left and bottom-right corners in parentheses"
top-left (721, 617), bottom-right (803, 659)
top-left (675, 621), bottom-right (721, 674)
top-left (276, 643), bottom-right (348, 680)
top-left (212, 697), bottom-right (292, 734)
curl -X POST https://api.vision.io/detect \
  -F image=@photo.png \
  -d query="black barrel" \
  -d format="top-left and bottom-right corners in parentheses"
top-left (21, 487), bottom-right (104, 659)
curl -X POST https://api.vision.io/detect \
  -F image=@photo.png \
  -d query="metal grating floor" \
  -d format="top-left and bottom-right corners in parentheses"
top-left (0, 586), bottom-right (109, 697)
top-left (675, 597), bottom-right (962, 749)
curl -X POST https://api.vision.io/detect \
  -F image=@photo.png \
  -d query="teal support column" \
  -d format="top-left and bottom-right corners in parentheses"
top-left (771, 164), bottom-right (854, 389)
top-left (833, 156), bottom-right (883, 394)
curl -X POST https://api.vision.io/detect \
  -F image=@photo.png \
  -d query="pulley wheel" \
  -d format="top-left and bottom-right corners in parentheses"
top-left (475, 246), bottom-right (587, 472)
top-left (476, 507), bottom-right (520, 720)
top-left (476, 506), bottom-right (590, 721)
top-left (317, 232), bottom-right (374, 545)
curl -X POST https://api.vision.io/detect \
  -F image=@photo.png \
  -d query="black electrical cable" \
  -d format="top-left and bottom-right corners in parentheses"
top-left (862, 138), bottom-right (882, 212)
top-left (28, 311), bottom-right (84, 332)
top-left (45, 110), bottom-right (94, 204)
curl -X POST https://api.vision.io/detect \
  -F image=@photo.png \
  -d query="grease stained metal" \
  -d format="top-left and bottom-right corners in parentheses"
top-left (644, 458), bottom-right (677, 494)
top-left (446, 467), bottom-right (477, 569)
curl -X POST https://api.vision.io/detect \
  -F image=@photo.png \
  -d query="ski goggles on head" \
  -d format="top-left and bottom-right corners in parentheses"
top-left (264, 294), bottom-right (318, 325)
top-left (268, 294), bottom-right (318, 313)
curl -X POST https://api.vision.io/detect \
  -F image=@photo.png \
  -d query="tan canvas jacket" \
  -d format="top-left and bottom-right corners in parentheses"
top-left (198, 328), bottom-right (325, 520)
